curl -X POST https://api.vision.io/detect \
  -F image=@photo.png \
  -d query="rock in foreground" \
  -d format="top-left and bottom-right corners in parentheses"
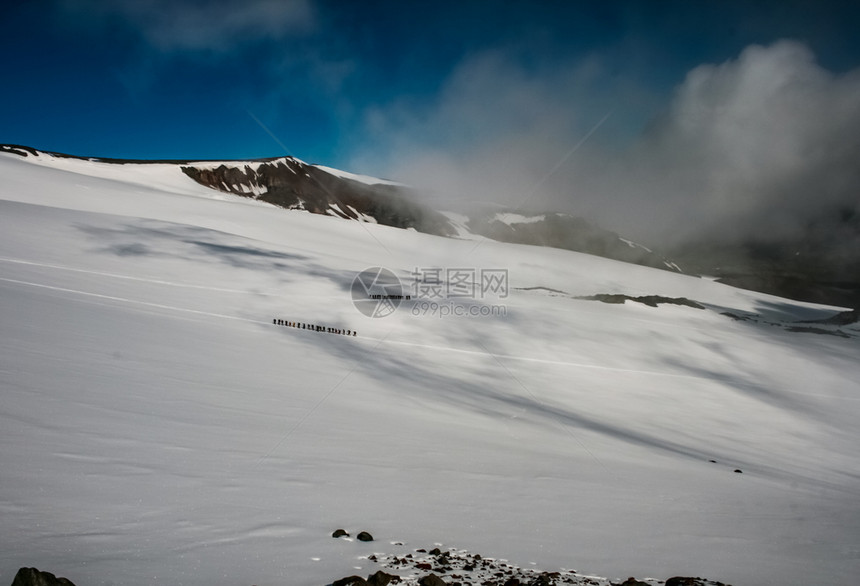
top-left (11, 568), bottom-right (76, 586)
top-left (329, 542), bottom-right (733, 586)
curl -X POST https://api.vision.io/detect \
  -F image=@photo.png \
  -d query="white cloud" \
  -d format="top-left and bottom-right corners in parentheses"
top-left (350, 48), bottom-right (637, 211)
top-left (357, 41), bottom-right (860, 247)
top-left (613, 40), bottom-right (860, 244)
top-left (59, 0), bottom-right (315, 53)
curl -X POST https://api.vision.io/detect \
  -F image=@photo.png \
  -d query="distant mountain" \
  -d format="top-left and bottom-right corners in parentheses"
top-left (180, 158), bottom-right (463, 237)
top-left (460, 206), bottom-right (682, 273)
top-left (0, 144), bottom-right (457, 237)
top-left (8, 143), bottom-right (858, 308)
top-left (0, 144), bottom-right (683, 274)
top-left (670, 206), bottom-right (860, 309)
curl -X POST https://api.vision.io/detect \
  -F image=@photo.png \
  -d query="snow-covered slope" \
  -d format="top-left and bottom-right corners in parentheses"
top-left (0, 145), bottom-right (455, 238)
top-left (1, 151), bottom-right (859, 586)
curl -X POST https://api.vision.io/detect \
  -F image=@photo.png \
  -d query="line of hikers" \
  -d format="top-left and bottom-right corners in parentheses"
top-left (273, 318), bottom-right (356, 336)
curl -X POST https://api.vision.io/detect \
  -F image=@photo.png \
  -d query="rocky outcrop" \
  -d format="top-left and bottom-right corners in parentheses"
top-left (180, 160), bottom-right (457, 237)
top-left (331, 570), bottom-right (397, 586)
top-left (335, 542), bottom-right (733, 586)
top-left (576, 294), bottom-right (705, 309)
top-left (0, 144), bottom-right (456, 238)
top-left (664, 578), bottom-right (729, 586)
top-left (11, 567), bottom-right (76, 586)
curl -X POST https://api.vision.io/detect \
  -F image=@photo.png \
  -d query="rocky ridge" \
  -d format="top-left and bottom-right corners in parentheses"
top-left (327, 541), bottom-right (731, 586)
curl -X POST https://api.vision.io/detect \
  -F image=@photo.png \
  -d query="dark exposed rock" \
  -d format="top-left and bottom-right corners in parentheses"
top-left (665, 577), bottom-right (729, 586)
top-left (734, 469), bottom-right (743, 473)
top-left (353, 544), bottom-right (732, 586)
top-left (577, 294), bottom-right (704, 310)
top-left (720, 312), bottom-right (755, 322)
top-left (357, 531), bottom-right (374, 542)
top-left (617, 578), bottom-right (649, 586)
top-left (785, 326), bottom-right (851, 338)
top-left (366, 570), bottom-right (397, 586)
top-left (0, 144), bottom-right (39, 158)
top-left (529, 572), bottom-right (561, 585)
top-left (417, 574), bottom-right (447, 586)
top-left (333, 528), bottom-right (350, 538)
top-left (11, 568), bottom-right (76, 586)
top-left (666, 579), bottom-right (691, 586)
top-left (332, 576), bottom-right (367, 586)
top-left (180, 160), bottom-right (456, 237)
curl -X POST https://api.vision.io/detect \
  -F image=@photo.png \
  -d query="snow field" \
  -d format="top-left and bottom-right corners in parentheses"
top-left (1, 152), bottom-right (859, 585)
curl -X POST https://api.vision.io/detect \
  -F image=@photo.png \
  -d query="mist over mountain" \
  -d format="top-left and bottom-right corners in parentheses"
top-left (4, 141), bottom-right (857, 309)
top-left (668, 205), bottom-right (860, 309)
top-left (0, 144), bottom-right (683, 274)
top-left (361, 41), bottom-right (860, 247)
top-left (458, 204), bottom-right (681, 273)
top-left (351, 42), bottom-right (860, 309)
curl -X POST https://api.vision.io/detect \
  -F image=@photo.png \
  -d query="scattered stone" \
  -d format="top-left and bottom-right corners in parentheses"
top-left (332, 576), bottom-right (367, 586)
top-left (617, 579), bottom-right (649, 586)
top-left (366, 570), bottom-right (398, 586)
top-left (357, 531), bottom-right (375, 542)
top-left (329, 544), bottom-right (731, 586)
top-left (418, 574), bottom-right (447, 586)
top-left (577, 294), bottom-right (704, 310)
top-left (719, 312), bottom-right (753, 322)
top-left (11, 568), bottom-right (76, 586)
top-left (665, 578), bottom-right (729, 586)
top-left (530, 572), bottom-right (561, 585)
top-left (333, 529), bottom-right (350, 538)
top-left (785, 326), bottom-right (851, 338)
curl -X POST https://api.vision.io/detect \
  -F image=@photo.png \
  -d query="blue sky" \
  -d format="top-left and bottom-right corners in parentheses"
top-left (3, 1), bottom-right (860, 242)
top-left (1, 1), bottom-right (856, 164)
